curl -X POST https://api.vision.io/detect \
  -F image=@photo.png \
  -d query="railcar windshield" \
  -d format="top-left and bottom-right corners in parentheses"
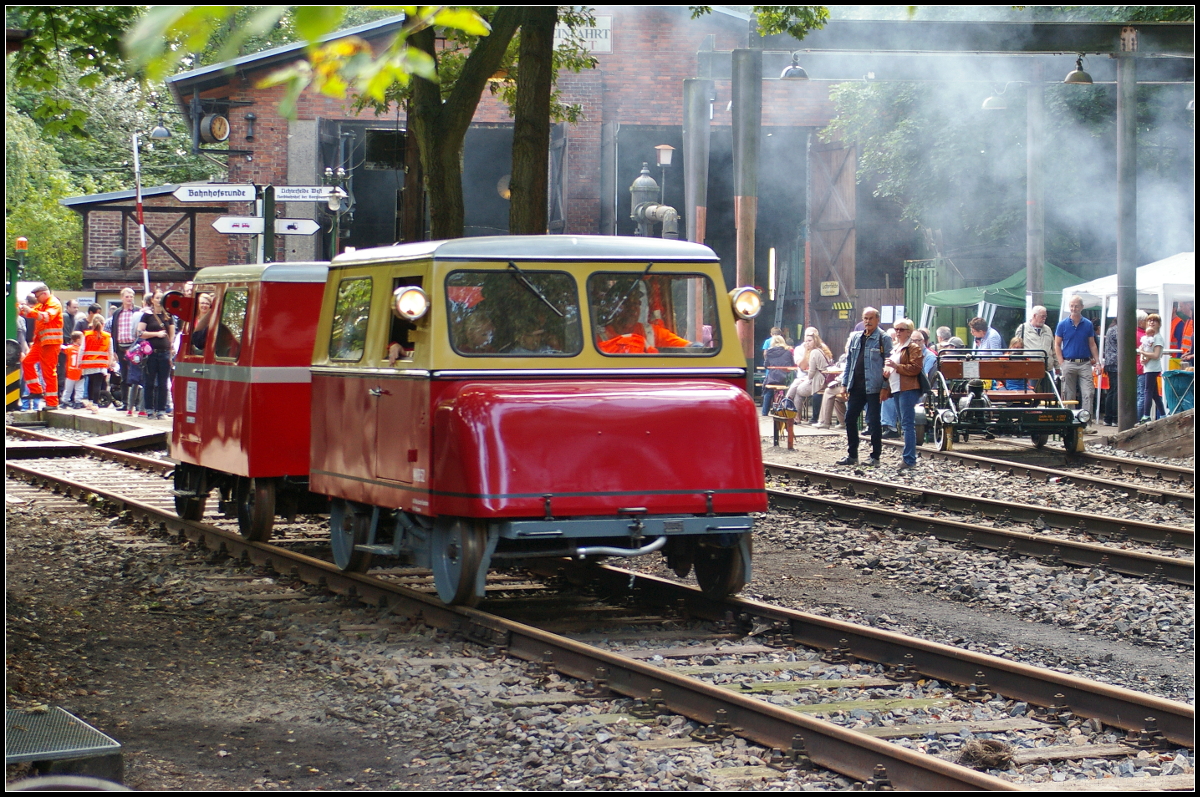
top-left (588, 271), bottom-right (720, 356)
top-left (446, 269), bottom-right (583, 356)
top-left (213, 288), bottom-right (248, 361)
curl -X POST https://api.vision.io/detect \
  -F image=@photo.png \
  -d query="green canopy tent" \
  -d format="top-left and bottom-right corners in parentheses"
top-left (919, 262), bottom-right (1081, 330)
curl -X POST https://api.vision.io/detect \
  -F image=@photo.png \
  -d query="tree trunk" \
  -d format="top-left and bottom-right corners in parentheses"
top-left (509, 6), bottom-right (557, 236)
top-left (408, 9), bottom-right (521, 240)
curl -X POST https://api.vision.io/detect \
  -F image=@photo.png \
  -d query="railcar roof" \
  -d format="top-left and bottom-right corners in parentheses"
top-left (329, 236), bottom-right (720, 267)
top-left (193, 262), bottom-right (329, 285)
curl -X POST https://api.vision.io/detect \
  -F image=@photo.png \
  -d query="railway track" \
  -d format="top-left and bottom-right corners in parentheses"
top-left (6, 445), bottom-right (1194, 790)
top-left (879, 440), bottom-right (1194, 511)
top-left (956, 437), bottom-right (1195, 487)
top-left (763, 462), bottom-right (1193, 586)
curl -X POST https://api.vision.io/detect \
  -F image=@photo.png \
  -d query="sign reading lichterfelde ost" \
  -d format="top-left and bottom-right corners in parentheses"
top-left (174, 184), bottom-right (257, 202)
top-left (273, 186), bottom-right (337, 202)
top-left (553, 15), bottom-right (611, 53)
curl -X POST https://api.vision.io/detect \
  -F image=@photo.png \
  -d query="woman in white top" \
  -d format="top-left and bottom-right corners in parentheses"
top-left (785, 327), bottom-right (834, 408)
top-left (1138, 313), bottom-right (1166, 422)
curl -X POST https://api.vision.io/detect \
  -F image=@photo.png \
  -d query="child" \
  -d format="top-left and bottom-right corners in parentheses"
top-left (125, 352), bottom-right (145, 417)
top-left (1004, 336), bottom-right (1027, 391)
top-left (60, 332), bottom-right (85, 408)
top-left (80, 315), bottom-right (115, 414)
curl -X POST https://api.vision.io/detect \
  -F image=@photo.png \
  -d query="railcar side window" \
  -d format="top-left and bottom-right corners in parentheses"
top-left (329, 277), bottom-right (372, 362)
top-left (588, 272), bottom-right (720, 355)
top-left (446, 270), bottom-right (582, 356)
top-left (213, 288), bottom-right (249, 360)
top-left (189, 291), bottom-right (216, 355)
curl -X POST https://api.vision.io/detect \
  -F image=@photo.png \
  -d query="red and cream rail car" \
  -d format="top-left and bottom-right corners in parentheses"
top-left (171, 236), bottom-right (767, 606)
top-left (168, 262), bottom-right (329, 539)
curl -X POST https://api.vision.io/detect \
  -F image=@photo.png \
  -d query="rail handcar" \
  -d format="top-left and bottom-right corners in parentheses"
top-left (928, 348), bottom-right (1090, 452)
top-left (168, 263), bottom-right (329, 539)
top-left (311, 236), bottom-right (767, 605)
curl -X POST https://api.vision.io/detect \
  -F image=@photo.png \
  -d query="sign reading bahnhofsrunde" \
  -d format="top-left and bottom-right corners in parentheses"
top-left (273, 185), bottom-right (337, 202)
top-left (174, 184), bottom-right (257, 202)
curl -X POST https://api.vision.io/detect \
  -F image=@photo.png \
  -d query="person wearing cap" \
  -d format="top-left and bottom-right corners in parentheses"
top-left (18, 284), bottom-right (65, 409)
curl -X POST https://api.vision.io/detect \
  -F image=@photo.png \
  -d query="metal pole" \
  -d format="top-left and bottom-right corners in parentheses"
top-left (682, 79), bottom-right (714, 245)
top-left (1026, 64), bottom-right (1045, 311)
top-left (1115, 50), bottom-right (1138, 431)
top-left (262, 186), bottom-right (275, 263)
top-left (132, 133), bottom-right (150, 294)
top-left (732, 48), bottom-right (762, 390)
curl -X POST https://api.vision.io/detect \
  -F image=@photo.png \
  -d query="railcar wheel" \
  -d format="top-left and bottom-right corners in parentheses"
top-left (1063, 426), bottom-right (1085, 453)
top-left (236, 478), bottom-right (276, 542)
top-left (330, 499), bottom-right (373, 572)
top-left (173, 464), bottom-right (208, 521)
top-left (431, 518), bottom-right (487, 607)
top-left (693, 535), bottom-right (750, 597)
top-left (1031, 433), bottom-right (1049, 449)
top-left (934, 417), bottom-right (953, 451)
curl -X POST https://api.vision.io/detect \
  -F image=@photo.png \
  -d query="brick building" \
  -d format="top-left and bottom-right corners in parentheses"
top-left (72, 8), bottom-right (907, 343)
top-left (60, 185), bottom-right (237, 307)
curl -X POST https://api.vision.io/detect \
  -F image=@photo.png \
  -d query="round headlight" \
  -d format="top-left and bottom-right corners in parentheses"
top-left (939, 409), bottom-right (957, 424)
top-left (394, 286), bottom-right (429, 321)
top-left (729, 287), bottom-right (762, 320)
top-left (1076, 409), bottom-right (1091, 424)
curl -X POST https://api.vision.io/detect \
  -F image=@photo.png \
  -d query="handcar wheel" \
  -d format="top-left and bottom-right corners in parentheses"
top-left (1031, 433), bottom-right (1049, 449)
top-left (693, 535), bottom-right (750, 598)
top-left (934, 417), bottom-right (953, 451)
top-left (330, 499), bottom-right (373, 573)
top-left (236, 477), bottom-right (276, 542)
top-left (431, 518), bottom-right (488, 607)
top-left (173, 464), bottom-right (208, 521)
top-left (1063, 426), bottom-right (1085, 454)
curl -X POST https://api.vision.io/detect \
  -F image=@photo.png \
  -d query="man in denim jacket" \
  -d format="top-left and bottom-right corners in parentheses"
top-left (837, 307), bottom-right (891, 467)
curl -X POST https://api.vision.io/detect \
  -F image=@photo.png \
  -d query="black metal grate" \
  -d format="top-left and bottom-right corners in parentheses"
top-left (5, 707), bottom-right (122, 764)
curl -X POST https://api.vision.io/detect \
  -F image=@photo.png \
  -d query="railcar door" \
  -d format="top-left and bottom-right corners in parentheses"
top-left (200, 284), bottom-right (253, 476)
top-left (172, 289), bottom-right (213, 464)
top-left (372, 275), bottom-right (429, 490)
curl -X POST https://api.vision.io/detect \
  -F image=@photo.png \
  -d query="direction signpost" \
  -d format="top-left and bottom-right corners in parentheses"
top-left (273, 185), bottom-right (337, 202)
top-left (212, 216), bottom-right (264, 235)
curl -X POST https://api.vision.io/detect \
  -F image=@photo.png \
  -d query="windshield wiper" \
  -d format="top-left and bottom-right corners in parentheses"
top-left (507, 262), bottom-right (564, 318)
top-left (600, 262), bottom-right (653, 326)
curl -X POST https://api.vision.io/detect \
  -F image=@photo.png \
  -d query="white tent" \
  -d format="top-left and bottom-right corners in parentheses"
top-left (1058, 252), bottom-right (1194, 419)
top-left (1057, 252), bottom-right (1194, 323)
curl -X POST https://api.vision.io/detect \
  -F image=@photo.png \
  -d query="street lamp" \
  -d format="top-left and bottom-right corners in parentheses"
top-left (132, 121), bottom-right (171, 294)
top-left (654, 144), bottom-right (674, 205)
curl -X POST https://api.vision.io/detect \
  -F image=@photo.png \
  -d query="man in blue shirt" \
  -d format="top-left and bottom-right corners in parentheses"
top-left (1054, 294), bottom-right (1099, 421)
top-left (967, 317), bottom-right (1004, 351)
top-left (836, 307), bottom-right (891, 467)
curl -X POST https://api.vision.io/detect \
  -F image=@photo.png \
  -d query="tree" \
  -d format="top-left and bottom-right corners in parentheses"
top-left (5, 6), bottom-right (140, 137)
top-left (689, 6), bottom-right (831, 38)
top-left (5, 104), bottom-right (89, 289)
top-left (406, 8), bottom-right (523, 239)
top-left (509, 7), bottom-right (560, 236)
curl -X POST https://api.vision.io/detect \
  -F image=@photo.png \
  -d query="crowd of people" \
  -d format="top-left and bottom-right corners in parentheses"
top-left (759, 297), bottom-right (1194, 470)
top-left (16, 284), bottom-right (180, 419)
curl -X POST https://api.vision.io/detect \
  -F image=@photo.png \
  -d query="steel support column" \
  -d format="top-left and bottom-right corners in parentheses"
top-left (731, 49), bottom-right (761, 383)
top-left (682, 79), bottom-right (715, 245)
top-left (1116, 51), bottom-right (1138, 431)
top-left (1025, 63), bottom-right (1045, 310)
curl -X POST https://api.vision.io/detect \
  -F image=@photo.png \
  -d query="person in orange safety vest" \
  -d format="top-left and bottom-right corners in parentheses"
top-left (596, 284), bottom-right (692, 354)
top-left (18, 284), bottom-right (64, 409)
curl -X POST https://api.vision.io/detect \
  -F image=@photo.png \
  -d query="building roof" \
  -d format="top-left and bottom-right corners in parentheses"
top-left (60, 185), bottom-right (180, 209)
top-left (166, 15), bottom-right (408, 97)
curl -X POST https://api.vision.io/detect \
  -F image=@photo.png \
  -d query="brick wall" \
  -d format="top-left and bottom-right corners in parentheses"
top-left (168, 7), bottom-right (837, 242)
top-left (81, 193), bottom-right (232, 274)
